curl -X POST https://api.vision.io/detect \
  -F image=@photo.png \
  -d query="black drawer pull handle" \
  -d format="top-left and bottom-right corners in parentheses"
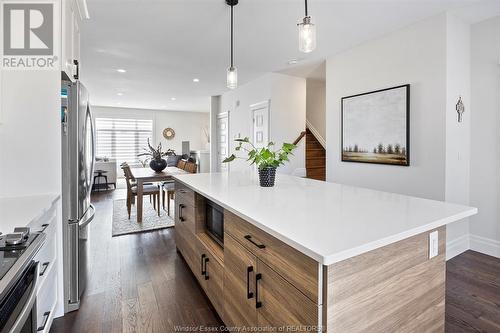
top-left (247, 266), bottom-right (254, 299)
top-left (41, 224), bottom-right (50, 231)
top-left (179, 204), bottom-right (186, 222)
top-left (255, 273), bottom-right (262, 308)
top-left (37, 311), bottom-right (50, 331)
top-left (204, 257), bottom-right (210, 280)
top-left (39, 262), bottom-right (50, 276)
top-left (244, 235), bottom-right (265, 249)
top-left (201, 254), bottom-right (206, 275)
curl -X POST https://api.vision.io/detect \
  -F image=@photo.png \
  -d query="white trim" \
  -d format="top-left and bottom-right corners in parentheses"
top-left (445, 233), bottom-right (500, 260)
top-left (446, 234), bottom-right (470, 260)
top-left (250, 100), bottom-right (271, 144)
top-left (470, 234), bottom-right (500, 258)
top-left (306, 119), bottom-right (326, 149)
top-left (216, 111), bottom-right (230, 172)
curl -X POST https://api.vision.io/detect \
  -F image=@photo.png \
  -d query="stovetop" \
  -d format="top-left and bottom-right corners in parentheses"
top-left (0, 233), bottom-right (40, 280)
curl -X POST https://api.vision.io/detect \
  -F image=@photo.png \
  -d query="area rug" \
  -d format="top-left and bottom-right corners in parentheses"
top-left (112, 199), bottom-right (175, 236)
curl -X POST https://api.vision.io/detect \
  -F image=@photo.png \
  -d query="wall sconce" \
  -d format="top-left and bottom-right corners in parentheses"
top-left (456, 96), bottom-right (465, 123)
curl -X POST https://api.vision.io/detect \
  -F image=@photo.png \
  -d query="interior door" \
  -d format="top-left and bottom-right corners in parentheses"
top-left (217, 113), bottom-right (229, 172)
top-left (223, 233), bottom-right (258, 328)
top-left (251, 101), bottom-right (270, 149)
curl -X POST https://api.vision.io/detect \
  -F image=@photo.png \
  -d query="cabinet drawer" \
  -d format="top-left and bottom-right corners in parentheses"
top-left (36, 261), bottom-right (57, 333)
top-left (175, 222), bottom-right (198, 274)
top-left (34, 236), bottom-right (56, 285)
top-left (175, 194), bottom-right (195, 234)
top-left (204, 248), bottom-right (224, 316)
top-left (257, 261), bottom-right (319, 329)
top-left (175, 181), bottom-right (195, 207)
top-left (223, 233), bottom-right (258, 328)
top-left (225, 210), bottom-right (319, 303)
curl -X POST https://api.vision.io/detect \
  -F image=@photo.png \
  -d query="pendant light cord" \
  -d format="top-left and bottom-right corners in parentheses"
top-left (305, 0), bottom-right (308, 17)
top-left (230, 4), bottom-right (234, 68)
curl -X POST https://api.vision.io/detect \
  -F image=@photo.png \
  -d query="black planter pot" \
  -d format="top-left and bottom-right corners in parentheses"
top-left (149, 159), bottom-right (167, 172)
top-left (258, 167), bottom-right (277, 187)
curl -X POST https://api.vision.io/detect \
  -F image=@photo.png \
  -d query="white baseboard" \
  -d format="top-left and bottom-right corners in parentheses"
top-left (470, 234), bottom-right (500, 258)
top-left (446, 233), bottom-right (500, 260)
top-left (446, 234), bottom-right (470, 260)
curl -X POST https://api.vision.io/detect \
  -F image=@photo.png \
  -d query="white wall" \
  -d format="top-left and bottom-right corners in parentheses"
top-left (306, 79), bottom-right (326, 141)
top-left (92, 106), bottom-right (210, 155)
top-left (445, 13), bottom-right (472, 257)
top-left (469, 15), bottom-right (500, 257)
top-left (326, 14), bottom-right (448, 201)
top-left (219, 73), bottom-right (306, 175)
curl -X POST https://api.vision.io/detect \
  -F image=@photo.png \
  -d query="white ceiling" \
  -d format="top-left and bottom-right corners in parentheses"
top-left (81, 0), bottom-right (500, 112)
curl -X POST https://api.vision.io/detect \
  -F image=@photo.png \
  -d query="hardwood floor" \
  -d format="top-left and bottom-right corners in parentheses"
top-left (445, 250), bottom-right (500, 333)
top-left (50, 189), bottom-right (222, 333)
top-left (51, 189), bottom-right (500, 333)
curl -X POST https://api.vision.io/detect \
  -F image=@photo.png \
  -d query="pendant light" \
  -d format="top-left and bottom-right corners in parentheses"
top-left (226, 0), bottom-right (238, 89)
top-left (298, 0), bottom-right (316, 53)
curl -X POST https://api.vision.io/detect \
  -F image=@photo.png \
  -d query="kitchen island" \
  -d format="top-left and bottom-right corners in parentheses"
top-left (172, 172), bottom-right (477, 332)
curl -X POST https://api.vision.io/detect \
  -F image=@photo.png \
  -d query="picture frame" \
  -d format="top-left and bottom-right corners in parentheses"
top-left (341, 84), bottom-right (410, 166)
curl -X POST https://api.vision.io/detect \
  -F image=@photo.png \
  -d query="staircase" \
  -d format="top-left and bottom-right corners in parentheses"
top-left (305, 128), bottom-right (326, 181)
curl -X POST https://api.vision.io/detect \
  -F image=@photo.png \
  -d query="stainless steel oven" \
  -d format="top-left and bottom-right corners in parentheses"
top-left (0, 261), bottom-right (39, 333)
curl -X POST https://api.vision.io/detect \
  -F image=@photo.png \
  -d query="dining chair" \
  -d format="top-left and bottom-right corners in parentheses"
top-left (121, 164), bottom-right (161, 219)
top-left (177, 159), bottom-right (187, 170)
top-left (184, 162), bottom-right (198, 174)
top-left (161, 160), bottom-right (198, 216)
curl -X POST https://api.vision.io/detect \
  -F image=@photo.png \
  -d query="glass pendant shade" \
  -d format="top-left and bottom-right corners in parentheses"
top-left (227, 66), bottom-right (238, 89)
top-left (298, 17), bottom-right (316, 53)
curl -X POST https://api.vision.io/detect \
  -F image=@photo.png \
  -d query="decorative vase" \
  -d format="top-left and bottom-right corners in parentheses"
top-left (149, 158), bottom-right (167, 172)
top-left (258, 167), bottom-right (277, 187)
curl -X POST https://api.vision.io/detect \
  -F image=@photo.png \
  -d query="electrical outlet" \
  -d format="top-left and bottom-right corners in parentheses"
top-left (429, 231), bottom-right (439, 259)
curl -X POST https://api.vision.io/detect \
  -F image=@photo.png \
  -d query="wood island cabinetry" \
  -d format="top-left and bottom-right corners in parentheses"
top-left (173, 174), bottom-right (475, 332)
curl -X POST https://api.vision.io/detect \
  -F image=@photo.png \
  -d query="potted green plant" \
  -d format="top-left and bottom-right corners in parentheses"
top-left (223, 137), bottom-right (297, 187)
top-left (137, 138), bottom-right (175, 172)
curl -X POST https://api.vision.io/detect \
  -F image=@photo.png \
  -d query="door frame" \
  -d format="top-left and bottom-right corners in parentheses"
top-left (216, 111), bottom-right (230, 172)
top-left (250, 100), bottom-right (271, 147)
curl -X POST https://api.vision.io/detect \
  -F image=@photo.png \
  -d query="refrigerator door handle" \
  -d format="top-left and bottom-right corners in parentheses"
top-left (79, 204), bottom-right (95, 229)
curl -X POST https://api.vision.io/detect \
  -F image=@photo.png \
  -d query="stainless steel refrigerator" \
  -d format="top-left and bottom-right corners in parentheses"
top-left (61, 81), bottom-right (96, 313)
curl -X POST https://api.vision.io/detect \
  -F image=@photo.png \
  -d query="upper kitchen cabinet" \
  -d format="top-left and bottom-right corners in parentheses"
top-left (62, 0), bottom-right (88, 81)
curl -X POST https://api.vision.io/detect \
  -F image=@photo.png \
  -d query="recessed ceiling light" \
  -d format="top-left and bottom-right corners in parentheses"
top-left (171, 97), bottom-right (176, 101)
top-left (193, 78), bottom-right (200, 82)
top-left (116, 69), bottom-right (127, 73)
top-left (287, 59), bottom-right (299, 65)
top-left (117, 92), bottom-right (124, 96)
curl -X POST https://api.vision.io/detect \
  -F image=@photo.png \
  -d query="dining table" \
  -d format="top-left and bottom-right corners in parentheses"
top-left (129, 167), bottom-right (188, 223)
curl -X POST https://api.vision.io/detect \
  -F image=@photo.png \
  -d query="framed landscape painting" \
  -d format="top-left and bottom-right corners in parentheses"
top-left (341, 84), bottom-right (410, 166)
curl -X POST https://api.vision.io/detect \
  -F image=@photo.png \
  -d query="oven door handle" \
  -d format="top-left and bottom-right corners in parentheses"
top-left (9, 262), bottom-right (40, 333)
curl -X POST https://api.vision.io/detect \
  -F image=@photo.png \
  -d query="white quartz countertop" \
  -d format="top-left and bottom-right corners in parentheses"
top-left (0, 194), bottom-right (60, 234)
top-left (173, 172), bottom-right (477, 265)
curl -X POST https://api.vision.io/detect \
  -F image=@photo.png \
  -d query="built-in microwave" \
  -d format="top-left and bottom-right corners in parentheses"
top-left (205, 200), bottom-right (224, 247)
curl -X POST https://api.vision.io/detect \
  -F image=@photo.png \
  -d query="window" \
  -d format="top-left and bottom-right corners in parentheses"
top-left (95, 117), bottom-right (153, 169)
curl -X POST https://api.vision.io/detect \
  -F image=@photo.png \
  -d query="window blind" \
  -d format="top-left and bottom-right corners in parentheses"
top-left (95, 117), bottom-right (153, 168)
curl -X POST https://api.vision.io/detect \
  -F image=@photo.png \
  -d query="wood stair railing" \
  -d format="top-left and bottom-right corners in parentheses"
top-left (293, 131), bottom-right (307, 145)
